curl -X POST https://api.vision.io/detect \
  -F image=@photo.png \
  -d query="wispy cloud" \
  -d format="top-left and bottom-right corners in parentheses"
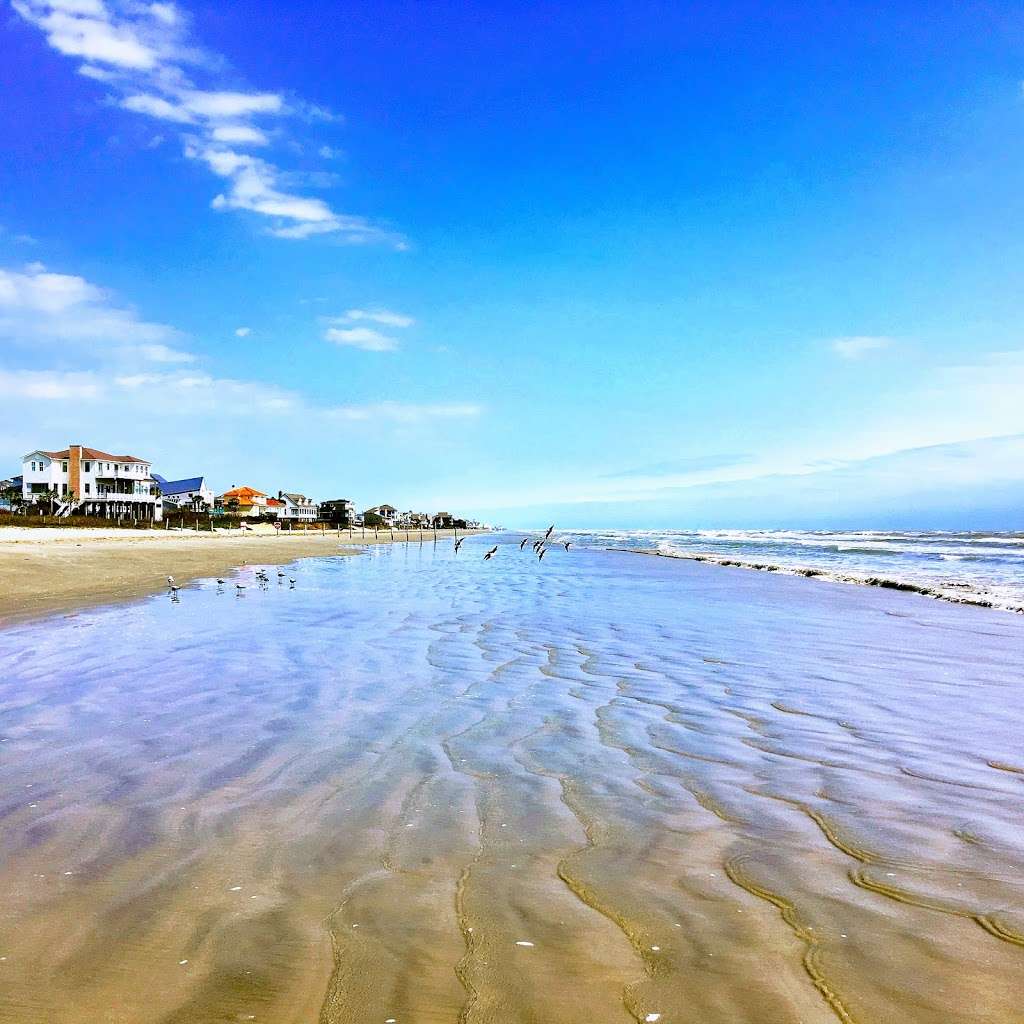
top-left (324, 326), bottom-right (399, 352)
top-left (322, 308), bottom-right (415, 351)
top-left (831, 335), bottom-right (893, 359)
top-left (234, 326), bottom-right (251, 337)
top-left (11, 1), bottom-right (403, 245)
top-left (602, 454), bottom-right (754, 479)
top-left (343, 308), bottom-right (415, 328)
top-left (0, 262), bottom-right (189, 357)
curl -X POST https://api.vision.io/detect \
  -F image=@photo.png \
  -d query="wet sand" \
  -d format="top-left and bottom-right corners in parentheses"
top-left (0, 536), bottom-right (1022, 1023)
top-left (0, 527), bottom-right (471, 625)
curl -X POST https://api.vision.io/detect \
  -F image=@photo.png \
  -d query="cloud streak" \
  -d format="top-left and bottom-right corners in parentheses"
top-left (322, 308), bottom-right (416, 351)
top-left (831, 335), bottom-right (893, 359)
top-left (12, 1), bottom-right (403, 245)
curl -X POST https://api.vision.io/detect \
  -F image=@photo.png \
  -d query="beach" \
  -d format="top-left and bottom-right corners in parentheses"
top-left (0, 526), bottom-right (472, 625)
top-left (0, 534), bottom-right (1022, 1023)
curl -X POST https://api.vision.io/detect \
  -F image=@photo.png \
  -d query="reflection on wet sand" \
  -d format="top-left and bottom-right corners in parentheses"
top-left (0, 538), bottom-right (1022, 1023)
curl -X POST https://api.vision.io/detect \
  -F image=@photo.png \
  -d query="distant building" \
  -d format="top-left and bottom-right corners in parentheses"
top-left (398, 510), bottom-right (431, 528)
top-left (432, 511), bottom-right (454, 529)
top-left (0, 476), bottom-right (22, 510)
top-left (21, 445), bottom-right (159, 520)
top-left (265, 497), bottom-right (285, 518)
top-left (153, 475), bottom-right (215, 509)
top-left (217, 485), bottom-right (269, 516)
top-left (319, 498), bottom-right (356, 524)
top-left (365, 504), bottom-right (398, 526)
top-left (278, 491), bottom-right (319, 522)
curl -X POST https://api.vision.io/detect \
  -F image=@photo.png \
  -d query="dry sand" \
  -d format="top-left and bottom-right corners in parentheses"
top-left (0, 525), bottom-right (472, 625)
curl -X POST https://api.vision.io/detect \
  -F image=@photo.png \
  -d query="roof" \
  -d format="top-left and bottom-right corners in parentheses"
top-left (321, 497), bottom-right (353, 504)
top-left (153, 475), bottom-right (205, 495)
top-left (219, 485), bottom-right (267, 499)
top-left (282, 492), bottom-right (314, 504)
top-left (266, 498), bottom-right (284, 507)
top-left (28, 446), bottom-right (148, 464)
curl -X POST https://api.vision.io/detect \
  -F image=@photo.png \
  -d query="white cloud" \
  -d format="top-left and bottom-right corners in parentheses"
top-left (122, 93), bottom-right (194, 123)
top-left (831, 335), bottom-right (893, 359)
top-left (0, 263), bottom-right (180, 349)
top-left (211, 124), bottom-right (268, 146)
top-left (324, 326), bottom-right (398, 352)
top-left (342, 308), bottom-right (415, 328)
top-left (0, 368), bottom-right (102, 400)
top-left (181, 90), bottom-right (282, 119)
top-left (12, 1), bottom-right (402, 245)
top-left (12, 2), bottom-right (159, 69)
top-left (235, 326), bottom-right (251, 337)
top-left (135, 343), bottom-right (194, 362)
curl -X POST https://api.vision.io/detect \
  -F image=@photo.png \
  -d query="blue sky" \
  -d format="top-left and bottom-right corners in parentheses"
top-left (2, 0), bottom-right (1024, 527)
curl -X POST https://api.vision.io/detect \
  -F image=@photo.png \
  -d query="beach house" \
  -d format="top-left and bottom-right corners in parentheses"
top-left (277, 492), bottom-right (319, 522)
top-left (365, 504), bottom-right (398, 526)
top-left (20, 445), bottom-right (160, 520)
top-left (319, 498), bottom-right (356, 524)
top-left (217, 485), bottom-right (269, 516)
top-left (153, 475), bottom-right (215, 510)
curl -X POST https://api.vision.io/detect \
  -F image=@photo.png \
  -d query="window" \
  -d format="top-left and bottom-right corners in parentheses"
top-left (62, 462), bottom-right (68, 472)
top-left (85, 483), bottom-right (90, 494)
top-left (83, 462), bottom-right (91, 472)
top-left (30, 462), bottom-right (36, 472)
top-left (62, 484), bottom-right (67, 496)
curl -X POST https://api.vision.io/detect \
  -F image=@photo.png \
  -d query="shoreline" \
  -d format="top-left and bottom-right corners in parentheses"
top-left (618, 546), bottom-right (1024, 613)
top-left (0, 526), bottom-right (481, 627)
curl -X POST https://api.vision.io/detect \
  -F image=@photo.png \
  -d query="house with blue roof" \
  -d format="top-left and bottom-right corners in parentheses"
top-left (153, 474), bottom-right (215, 510)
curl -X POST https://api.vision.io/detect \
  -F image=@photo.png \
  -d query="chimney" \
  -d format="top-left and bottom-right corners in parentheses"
top-left (68, 444), bottom-right (83, 499)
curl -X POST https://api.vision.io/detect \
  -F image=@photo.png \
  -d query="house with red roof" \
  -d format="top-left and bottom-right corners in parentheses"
top-left (21, 445), bottom-right (160, 520)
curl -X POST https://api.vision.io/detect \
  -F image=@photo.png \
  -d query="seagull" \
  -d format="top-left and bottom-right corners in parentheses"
top-left (538, 547), bottom-right (546, 561)
top-left (564, 541), bottom-right (571, 551)
top-left (519, 538), bottom-right (529, 550)
top-left (454, 538), bottom-right (464, 552)
top-left (544, 524), bottom-right (555, 540)
top-left (484, 545), bottom-right (498, 560)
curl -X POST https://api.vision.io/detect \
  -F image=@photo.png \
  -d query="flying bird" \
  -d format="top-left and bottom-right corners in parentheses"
top-left (519, 537), bottom-right (529, 550)
top-left (564, 541), bottom-right (571, 551)
top-left (545, 524), bottom-right (554, 540)
top-left (454, 538), bottom-right (464, 552)
top-left (484, 545), bottom-right (498, 560)
top-left (538, 548), bottom-right (546, 561)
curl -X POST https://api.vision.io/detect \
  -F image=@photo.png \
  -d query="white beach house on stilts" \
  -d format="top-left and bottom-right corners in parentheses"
top-left (21, 445), bottom-right (161, 521)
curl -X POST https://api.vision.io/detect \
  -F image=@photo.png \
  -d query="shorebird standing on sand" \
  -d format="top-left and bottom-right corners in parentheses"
top-left (484, 545), bottom-right (498, 560)
top-left (166, 575), bottom-right (175, 586)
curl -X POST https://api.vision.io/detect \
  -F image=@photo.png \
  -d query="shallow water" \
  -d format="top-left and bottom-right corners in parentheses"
top-left (1, 534), bottom-right (1022, 1023)
top-left (564, 528), bottom-right (1024, 610)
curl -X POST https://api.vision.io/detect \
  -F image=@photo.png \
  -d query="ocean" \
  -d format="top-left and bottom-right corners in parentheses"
top-left (1, 535), bottom-right (1022, 1022)
top-left (555, 528), bottom-right (1024, 612)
